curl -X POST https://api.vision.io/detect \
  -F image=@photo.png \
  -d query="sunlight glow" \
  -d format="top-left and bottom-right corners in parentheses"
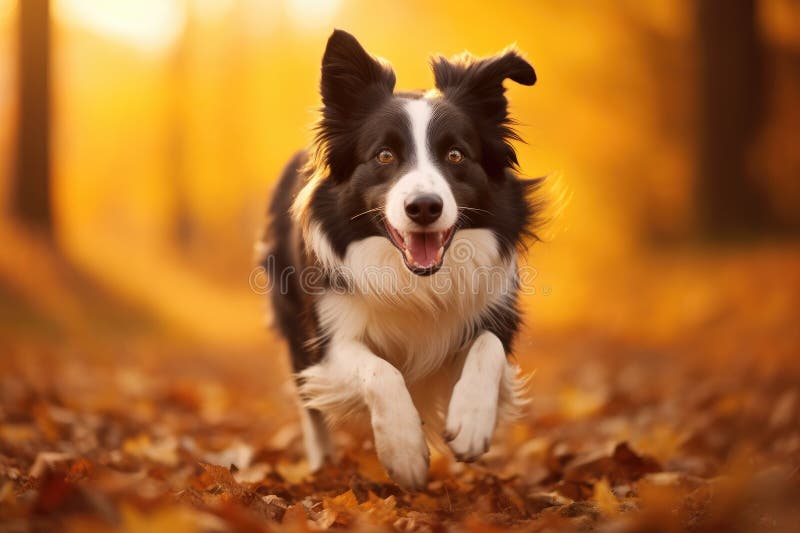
top-left (285, 0), bottom-right (341, 29)
top-left (54, 0), bottom-right (186, 55)
top-left (0, 0), bottom-right (16, 27)
top-left (193, 0), bottom-right (234, 22)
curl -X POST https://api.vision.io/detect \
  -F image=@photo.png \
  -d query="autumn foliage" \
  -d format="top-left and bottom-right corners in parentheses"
top-left (2, 245), bottom-right (799, 532)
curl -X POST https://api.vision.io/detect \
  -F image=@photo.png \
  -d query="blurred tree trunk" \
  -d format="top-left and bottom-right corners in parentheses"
top-left (695, 0), bottom-right (773, 239)
top-left (12, 0), bottom-right (53, 239)
top-left (167, 5), bottom-right (194, 250)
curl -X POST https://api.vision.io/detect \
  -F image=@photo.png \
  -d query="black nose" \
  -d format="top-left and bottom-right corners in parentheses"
top-left (405, 194), bottom-right (443, 226)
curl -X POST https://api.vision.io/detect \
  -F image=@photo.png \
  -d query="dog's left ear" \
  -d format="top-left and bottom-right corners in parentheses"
top-left (432, 48), bottom-right (536, 178)
top-left (432, 48), bottom-right (535, 95)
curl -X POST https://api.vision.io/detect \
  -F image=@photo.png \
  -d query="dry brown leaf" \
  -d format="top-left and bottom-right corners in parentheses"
top-left (29, 452), bottom-right (74, 478)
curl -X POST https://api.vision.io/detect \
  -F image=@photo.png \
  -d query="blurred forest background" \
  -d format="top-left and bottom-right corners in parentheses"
top-left (1, 1), bottom-right (800, 531)
top-left (1, 0), bottom-right (799, 343)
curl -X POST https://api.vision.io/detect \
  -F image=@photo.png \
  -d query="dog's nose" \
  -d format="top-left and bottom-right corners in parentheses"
top-left (405, 194), bottom-right (443, 226)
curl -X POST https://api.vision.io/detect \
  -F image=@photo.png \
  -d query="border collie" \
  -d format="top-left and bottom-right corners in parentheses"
top-left (261, 30), bottom-right (541, 490)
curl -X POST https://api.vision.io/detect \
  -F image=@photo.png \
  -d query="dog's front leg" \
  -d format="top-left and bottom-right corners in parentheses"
top-left (323, 339), bottom-right (430, 489)
top-left (445, 330), bottom-right (506, 462)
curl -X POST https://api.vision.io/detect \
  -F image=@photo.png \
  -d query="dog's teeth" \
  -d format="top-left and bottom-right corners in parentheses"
top-left (436, 246), bottom-right (444, 262)
top-left (404, 249), bottom-right (414, 264)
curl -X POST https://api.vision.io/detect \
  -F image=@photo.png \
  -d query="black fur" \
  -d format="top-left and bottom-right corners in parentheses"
top-left (263, 151), bottom-right (322, 373)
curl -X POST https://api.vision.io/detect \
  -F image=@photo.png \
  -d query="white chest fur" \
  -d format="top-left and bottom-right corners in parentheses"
top-left (311, 227), bottom-right (516, 384)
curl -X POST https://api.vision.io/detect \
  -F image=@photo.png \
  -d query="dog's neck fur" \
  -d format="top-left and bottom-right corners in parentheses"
top-left (305, 224), bottom-right (516, 383)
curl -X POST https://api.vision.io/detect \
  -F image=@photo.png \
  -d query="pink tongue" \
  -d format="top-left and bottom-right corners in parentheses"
top-left (407, 232), bottom-right (442, 268)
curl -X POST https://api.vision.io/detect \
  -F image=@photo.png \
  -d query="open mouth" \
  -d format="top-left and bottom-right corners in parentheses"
top-left (384, 222), bottom-right (455, 276)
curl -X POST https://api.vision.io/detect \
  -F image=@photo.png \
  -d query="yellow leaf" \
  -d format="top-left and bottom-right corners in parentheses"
top-left (593, 478), bottom-right (619, 517)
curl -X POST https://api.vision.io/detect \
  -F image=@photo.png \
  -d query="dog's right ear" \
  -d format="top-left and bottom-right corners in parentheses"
top-left (320, 29), bottom-right (396, 115)
top-left (317, 30), bottom-right (395, 181)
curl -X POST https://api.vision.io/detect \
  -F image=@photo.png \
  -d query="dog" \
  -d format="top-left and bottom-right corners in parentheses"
top-left (260, 29), bottom-right (541, 490)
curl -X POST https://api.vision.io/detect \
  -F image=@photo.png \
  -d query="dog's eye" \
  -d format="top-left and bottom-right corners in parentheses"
top-left (376, 149), bottom-right (394, 164)
top-left (447, 148), bottom-right (464, 164)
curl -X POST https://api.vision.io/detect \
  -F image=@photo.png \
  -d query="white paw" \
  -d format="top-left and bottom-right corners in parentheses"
top-left (444, 381), bottom-right (498, 462)
top-left (301, 408), bottom-right (331, 472)
top-left (372, 407), bottom-right (430, 490)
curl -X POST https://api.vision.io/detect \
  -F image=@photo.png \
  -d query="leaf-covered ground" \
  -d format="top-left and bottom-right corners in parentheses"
top-left (1, 247), bottom-right (799, 532)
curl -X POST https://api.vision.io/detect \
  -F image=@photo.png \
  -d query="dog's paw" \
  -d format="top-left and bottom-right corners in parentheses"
top-left (301, 409), bottom-right (332, 472)
top-left (372, 409), bottom-right (430, 490)
top-left (444, 384), bottom-right (498, 462)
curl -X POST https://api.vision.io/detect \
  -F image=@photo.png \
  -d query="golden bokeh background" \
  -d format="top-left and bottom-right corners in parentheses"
top-left (1, 0), bottom-right (798, 349)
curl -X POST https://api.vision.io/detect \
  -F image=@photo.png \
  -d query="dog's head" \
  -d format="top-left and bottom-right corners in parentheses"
top-left (310, 30), bottom-right (537, 276)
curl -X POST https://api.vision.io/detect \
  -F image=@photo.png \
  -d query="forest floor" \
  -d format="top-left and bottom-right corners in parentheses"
top-left (1, 242), bottom-right (799, 532)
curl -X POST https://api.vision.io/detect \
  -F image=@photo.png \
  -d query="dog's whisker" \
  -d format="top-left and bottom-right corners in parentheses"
top-left (456, 212), bottom-right (471, 227)
top-left (458, 207), bottom-right (492, 216)
top-left (351, 206), bottom-right (385, 221)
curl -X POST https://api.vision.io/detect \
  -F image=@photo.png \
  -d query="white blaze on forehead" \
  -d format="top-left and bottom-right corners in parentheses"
top-left (384, 98), bottom-right (458, 234)
top-left (407, 99), bottom-right (434, 169)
